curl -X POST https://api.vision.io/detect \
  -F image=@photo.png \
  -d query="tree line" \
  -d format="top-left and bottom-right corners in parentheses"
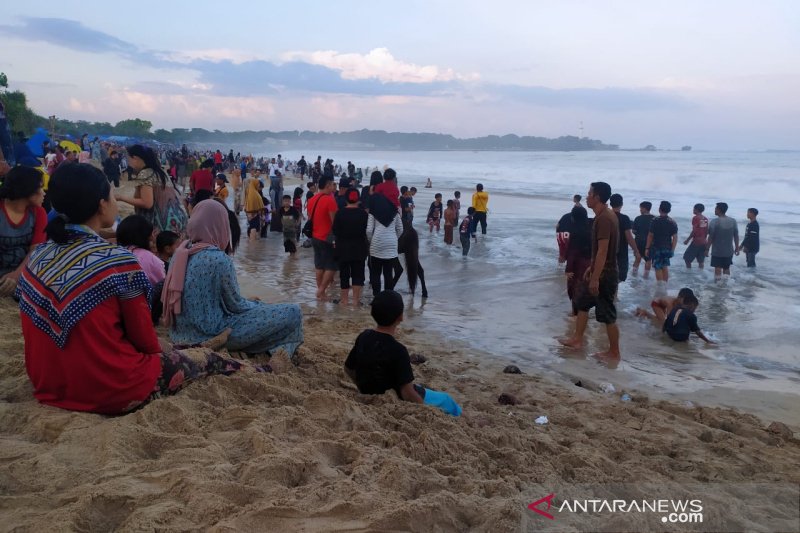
top-left (1, 72), bottom-right (618, 151)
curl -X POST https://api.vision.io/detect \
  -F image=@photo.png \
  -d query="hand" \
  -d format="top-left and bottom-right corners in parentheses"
top-left (589, 278), bottom-right (599, 296)
top-left (583, 268), bottom-right (592, 281)
top-left (734, 250), bottom-right (739, 256)
top-left (565, 272), bottom-right (574, 280)
top-left (704, 250), bottom-right (709, 257)
top-left (558, 255), bottom-right (566, 264)
top-left (0, 275), bottom-right (17, 296)
top-left (0, 160), bottom-right (11, 177)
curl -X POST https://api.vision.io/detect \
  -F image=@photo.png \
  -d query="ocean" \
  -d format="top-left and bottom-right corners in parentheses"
top-left (237, 150), bottom-right (800, 427)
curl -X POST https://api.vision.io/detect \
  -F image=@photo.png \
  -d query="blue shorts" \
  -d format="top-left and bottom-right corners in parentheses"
top-left (651, 248), bottom-right (673, 270)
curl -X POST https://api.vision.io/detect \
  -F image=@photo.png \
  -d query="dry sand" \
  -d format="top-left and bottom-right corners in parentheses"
top-left (1, 176), bottom-right (798, 532)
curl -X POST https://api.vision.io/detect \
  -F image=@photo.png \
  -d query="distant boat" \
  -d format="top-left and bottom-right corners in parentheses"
top-left (682, 145), bottom-right (692, 151)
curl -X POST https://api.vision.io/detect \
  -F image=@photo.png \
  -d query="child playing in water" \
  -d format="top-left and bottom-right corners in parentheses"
top-left (344, 290), bottom-right (462, 416)
top-left (635, 287), bottom-right (695, 325)
top-left (443, 199), bottom-right (456, 245)
top-left (663, 294), bottom-right (715, 344)
top-left (427, 193), bottom-right (443, 233)
top-left (459, 207), bottom-right (474, 256)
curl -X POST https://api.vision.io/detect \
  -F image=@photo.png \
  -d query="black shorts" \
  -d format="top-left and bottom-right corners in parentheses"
top-left (618, 254), bottom-right (629, 282)
top-left (636, 241), bottom-right (651, 262)
top-left (710, 255), bottom-right (732, 269)
top-left (575, 275), bottom-right (618, 324)
top-left (312, 238), bottom-right (338, 271)
top-left (683, 243), bottom-right (706, 264)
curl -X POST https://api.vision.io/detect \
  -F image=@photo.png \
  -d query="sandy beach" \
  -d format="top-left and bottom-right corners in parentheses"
top-left (1, 176), bottom-right (798, 532)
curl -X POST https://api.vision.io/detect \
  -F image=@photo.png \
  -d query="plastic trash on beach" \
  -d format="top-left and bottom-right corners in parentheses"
top-left (600, 382), bottom-right (616, 394)
top-left (534, 415), bottom-right (549, 425)
top-left (621, 393), bottom-right (632, 402)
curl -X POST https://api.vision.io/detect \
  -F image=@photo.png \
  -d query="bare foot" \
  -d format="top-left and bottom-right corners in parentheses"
top-left (592, 350), bottom-right (621, 369)
top-left (201, 328), bottom-right (232, 350)
top-left (268, 348), bottom-right (295, 374)
top-left (558, 337), bottom-right (583, 349)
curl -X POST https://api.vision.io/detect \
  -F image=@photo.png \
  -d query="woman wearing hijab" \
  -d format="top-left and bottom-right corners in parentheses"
top-left (366, 192), bottom-right (403, 296)
top-left (18, 164), bottom-right (265, 415)
top-left (163, 199), bottom-right (303, 356)
top-left (244, 176), bottom-right (264, 240)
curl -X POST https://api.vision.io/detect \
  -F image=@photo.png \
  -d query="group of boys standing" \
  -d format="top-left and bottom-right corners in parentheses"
top-left (557, 181), bottom-right (761, 361)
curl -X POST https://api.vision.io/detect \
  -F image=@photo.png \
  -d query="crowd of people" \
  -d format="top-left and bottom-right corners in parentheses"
top-left (555, 182), bottom-right (761, 361)
top-left (3, 126), bottom-right (763, 418)
top-left (0, 136), bottom-right (465, 417)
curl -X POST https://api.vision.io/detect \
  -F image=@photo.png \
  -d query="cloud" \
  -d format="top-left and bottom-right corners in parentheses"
top-left (282, 48), bottom-right (479, 84)
top-left (491, 85), bottom-right (689, 112)
top-left (0, 17), bottom-right (690, 112)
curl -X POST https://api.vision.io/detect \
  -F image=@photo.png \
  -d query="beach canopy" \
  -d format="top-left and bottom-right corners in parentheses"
top-left (26, 128), bottom-right (51, 157)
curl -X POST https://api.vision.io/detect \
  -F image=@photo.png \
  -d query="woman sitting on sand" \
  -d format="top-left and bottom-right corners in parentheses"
top-left (0, 166), bottom-right (46, 296)
top-left (163, 198), bottom-right (304, 356)
top-left (18, 163), bottom-right (268, 415)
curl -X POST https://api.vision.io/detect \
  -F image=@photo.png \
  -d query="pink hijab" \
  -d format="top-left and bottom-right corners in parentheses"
top-left (161, 199), bottom-right (232, 326)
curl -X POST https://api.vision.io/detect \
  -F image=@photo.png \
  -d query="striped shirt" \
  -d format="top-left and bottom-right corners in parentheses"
top-left (366, 213), bottom-right (403, 259)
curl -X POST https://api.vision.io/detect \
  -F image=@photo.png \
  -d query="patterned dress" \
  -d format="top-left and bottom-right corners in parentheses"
top-left (169, 247), bottom-right (303, 355)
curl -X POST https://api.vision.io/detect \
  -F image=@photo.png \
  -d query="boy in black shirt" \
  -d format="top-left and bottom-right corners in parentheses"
top-left (738, 208), bottom-right (760, 267)
top-left (459, 207), bottom-right (475, 256)
top-left (663, 294), bottom-right (715, 344)
top-left (345, 290), bottom-right (462, 416)
top-left (645, 201), bottom-right (678, 285)
top-left (632, 201), bottom-right (655, 278)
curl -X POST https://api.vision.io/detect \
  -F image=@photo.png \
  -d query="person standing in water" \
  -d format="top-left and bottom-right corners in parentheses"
top-left (470, 183), bottom-right (489, 239)
top-left (559, 181), bottom-right (620, 362)
top-left (706, 202), bottom-right (739, 280)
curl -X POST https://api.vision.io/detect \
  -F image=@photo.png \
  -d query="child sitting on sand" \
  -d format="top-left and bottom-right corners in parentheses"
top-left (663, 294), bottom-right (715, 344)
top-left (156, 231), bottom-right (180, 265)
top-left (344, 290), bottom-right (462, 416)
top-left (116, 215), bottom-right (165, 287)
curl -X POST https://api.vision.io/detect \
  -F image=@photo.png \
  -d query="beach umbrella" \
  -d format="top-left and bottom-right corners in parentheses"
top-left (59, 140), bottom-right (81, 153)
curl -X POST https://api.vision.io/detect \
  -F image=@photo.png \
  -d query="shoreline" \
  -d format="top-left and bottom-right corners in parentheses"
top-left (0, 175), bottom-right (798, 531)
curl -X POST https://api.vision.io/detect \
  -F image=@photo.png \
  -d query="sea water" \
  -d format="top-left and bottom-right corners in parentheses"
top-left (241, 150), bottom-right (800, 427)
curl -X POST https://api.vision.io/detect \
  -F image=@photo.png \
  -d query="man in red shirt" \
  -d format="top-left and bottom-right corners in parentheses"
top-left (190, 159), bottom-right (215, 195)
top-left (306, 176), bottom-right (338, 299)
top-left (683, 203), bottom-right (709, 269)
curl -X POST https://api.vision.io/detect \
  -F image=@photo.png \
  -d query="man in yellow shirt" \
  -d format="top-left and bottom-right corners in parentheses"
top-left (471, 183), bottom-right (489, 238)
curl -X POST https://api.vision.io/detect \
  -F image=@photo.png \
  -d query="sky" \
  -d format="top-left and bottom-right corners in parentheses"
top-left (1, 0), bottom-right (799, 149)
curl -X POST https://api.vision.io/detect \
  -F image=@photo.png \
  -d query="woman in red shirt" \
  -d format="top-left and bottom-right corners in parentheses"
top-left (18, 163), bottom-right (267, 415)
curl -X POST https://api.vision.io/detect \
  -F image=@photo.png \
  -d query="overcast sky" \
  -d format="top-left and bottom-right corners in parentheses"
top-left (1, 0), bottom-right (798, 149)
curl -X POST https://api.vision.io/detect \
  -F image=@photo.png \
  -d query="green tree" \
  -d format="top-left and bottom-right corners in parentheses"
top-left (0, 73), bottom-right (45, 135)
top-left (113, 118), bottom-right (153, 137)
top-left (0, 90), bottom-right (43, 135)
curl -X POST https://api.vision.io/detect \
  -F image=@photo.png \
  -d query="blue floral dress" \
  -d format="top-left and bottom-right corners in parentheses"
top-left (169, 248), bottom-right (303, 355)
